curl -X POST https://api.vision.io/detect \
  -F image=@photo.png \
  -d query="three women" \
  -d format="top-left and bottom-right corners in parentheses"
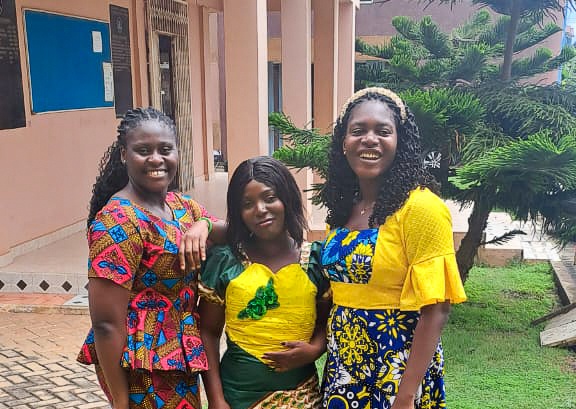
top-left (81, 86), bottom-right (467, 409)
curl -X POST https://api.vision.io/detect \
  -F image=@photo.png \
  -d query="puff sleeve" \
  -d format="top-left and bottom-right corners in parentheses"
top-left (304, 241), bottom-right (331, 301)
top-left (199, 245), bottom-right (244, 305)
top-left (87, 204), bottom-right (142, 290)
top-left (399, 189), bottom-right (467, 310)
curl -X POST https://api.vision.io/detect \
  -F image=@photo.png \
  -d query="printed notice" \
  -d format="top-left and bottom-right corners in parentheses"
top-left (103, 62), bottom-right (114, 101)
top-left (92, 30), bottom-right (103, 53)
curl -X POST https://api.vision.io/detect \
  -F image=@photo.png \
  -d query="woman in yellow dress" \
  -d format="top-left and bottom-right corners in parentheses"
top-left (319, 88), bottom-right (467, 409)
top-left (199, 156), bottom-right (330, 409)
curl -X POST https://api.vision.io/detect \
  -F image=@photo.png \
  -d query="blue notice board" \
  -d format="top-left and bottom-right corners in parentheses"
top-left (24, 10), bottom-right (113, 113)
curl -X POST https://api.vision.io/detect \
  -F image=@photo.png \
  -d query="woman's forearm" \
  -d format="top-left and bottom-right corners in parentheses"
top-left (395, 302), bottom-right (450, 403)
top-left (201, 332), bottom-right (227, 405)
top-left (309, 299), bottom-right (330, 359)
top-left (93, 322), bottom-right (129, 409)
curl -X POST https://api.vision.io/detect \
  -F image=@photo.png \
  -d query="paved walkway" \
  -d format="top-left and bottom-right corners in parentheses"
top-left (0, 312), bottom-right (108, 409)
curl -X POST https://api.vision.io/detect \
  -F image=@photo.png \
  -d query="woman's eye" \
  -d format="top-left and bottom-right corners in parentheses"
top-left (350, 128), bottom-right (363, 136)
top-left (137, 148), bottom-right (149, 154)
top-left (265, 196), bottom-right (277, 203)
top-left (161, 146), bottom-right (173, 154)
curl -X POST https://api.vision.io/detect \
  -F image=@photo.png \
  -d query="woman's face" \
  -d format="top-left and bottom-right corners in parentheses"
top-left (240, 180), bottom-right (286, 241)
top-left (343, 100), bottom-right (398, 181)
top-left (121, 120), bottom-right (178, 195)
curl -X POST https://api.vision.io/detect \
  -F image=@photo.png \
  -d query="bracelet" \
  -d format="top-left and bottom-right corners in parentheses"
top-left (198, 217), bottom-right (213, 234)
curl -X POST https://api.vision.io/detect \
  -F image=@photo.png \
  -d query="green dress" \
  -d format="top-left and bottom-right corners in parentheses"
top-left (200, 242), bottom-right (328, 409)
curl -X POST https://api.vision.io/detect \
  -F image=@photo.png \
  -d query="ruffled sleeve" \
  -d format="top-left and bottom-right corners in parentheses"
top-left (199, 245), bottom-right (244, 305)
top-left (399, 188), bottom-right (467, 310)
top-left (87, 203), bottom-right (142, 290)
top-left (303, 241), bottom-right (331, 301)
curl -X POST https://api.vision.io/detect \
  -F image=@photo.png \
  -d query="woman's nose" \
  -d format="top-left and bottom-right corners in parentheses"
top-left (147, 151), bottom-right (163, 164)
top-left (256, 201), bottom-right (267, 213)
top-left (362, 131), bottom-right (378, 145)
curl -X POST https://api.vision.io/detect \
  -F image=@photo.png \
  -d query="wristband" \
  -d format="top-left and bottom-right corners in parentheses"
top-left (198, 217), bottom-right (213, 234)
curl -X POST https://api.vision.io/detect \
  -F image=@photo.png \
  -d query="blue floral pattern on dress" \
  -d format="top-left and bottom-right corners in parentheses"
top-left (322, 227), bottom-right (378, 283)
top-left (321, 228), bottom-right (447, 409)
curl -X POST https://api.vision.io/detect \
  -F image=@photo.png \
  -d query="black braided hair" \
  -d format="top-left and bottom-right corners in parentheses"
top-left (321, 90), bottom-right (439, 229)
top-left (87, 107), bottom-right (177, 227)
top-left (226, 156), bottom-right (308, 259)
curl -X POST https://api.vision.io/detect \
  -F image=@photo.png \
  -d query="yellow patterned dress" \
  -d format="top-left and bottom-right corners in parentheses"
top-left (200, 242), bottom-right (329, 409)
top-left (320, 187), bottom-right (467, 409)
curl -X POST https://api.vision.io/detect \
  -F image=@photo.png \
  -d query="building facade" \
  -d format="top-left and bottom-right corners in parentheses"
top-left (0, 0), bottom-right (358, 267)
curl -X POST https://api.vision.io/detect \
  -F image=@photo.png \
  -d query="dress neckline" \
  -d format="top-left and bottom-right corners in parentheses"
top-left (239, 243), bottom-right (303, 275)
top-left (111, 193), bottom-right (177, 223)
top-left (337, 226), bottom-right (379, 233)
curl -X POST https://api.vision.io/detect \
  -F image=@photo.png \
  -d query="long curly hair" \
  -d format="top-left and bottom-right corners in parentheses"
top-left (87, 107), bottom-right (177, 226)
top-left (226, 156), bottom-right (308, 259)
top-left (321, 88), bottom-right (438, 228)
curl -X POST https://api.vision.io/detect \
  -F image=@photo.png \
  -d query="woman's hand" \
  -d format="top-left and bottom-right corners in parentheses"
top-left (262, 341), bottom-right (321, 372)
top-left (390, 394), bottom-right (415, 409)
top-left (178, 219), bottom-right (211, 271)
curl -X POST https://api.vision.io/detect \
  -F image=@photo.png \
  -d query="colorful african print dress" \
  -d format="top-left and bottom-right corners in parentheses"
top-left (321, 187), bottom-right (467, 409)
top-left (77, 192), bottom-right (217, 409)
top-left (200, 242), bottom-right (329, 409)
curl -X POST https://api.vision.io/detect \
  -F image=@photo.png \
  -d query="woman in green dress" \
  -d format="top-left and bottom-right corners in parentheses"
top-left (199, 156), bottom-right (330, 409)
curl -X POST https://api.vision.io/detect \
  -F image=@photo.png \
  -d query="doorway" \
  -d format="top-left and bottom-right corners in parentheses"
top-left (158, 35), bottom-right (175, 121)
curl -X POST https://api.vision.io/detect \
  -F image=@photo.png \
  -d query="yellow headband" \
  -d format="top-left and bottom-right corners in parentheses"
top-left (338, 87), bottom-right (407, 123)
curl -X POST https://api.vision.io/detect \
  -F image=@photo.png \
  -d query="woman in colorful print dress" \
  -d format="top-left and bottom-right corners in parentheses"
top-left (199, 156), bottom-right (330, 409)
top-left (77, 107), bottom-right (225, 409)
top-left (319, 88), bottom-right (467, 409)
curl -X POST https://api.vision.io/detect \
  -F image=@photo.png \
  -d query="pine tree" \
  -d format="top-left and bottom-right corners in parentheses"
top-left (271, 3), bottom-right (576, 282)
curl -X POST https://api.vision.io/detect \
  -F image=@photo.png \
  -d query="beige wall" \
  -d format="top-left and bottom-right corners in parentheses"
top-left (0, 0), bottom-right (144, 257)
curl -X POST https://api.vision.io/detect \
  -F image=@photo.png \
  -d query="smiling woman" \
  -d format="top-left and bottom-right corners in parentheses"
top-left (77, 107), bottom-right (226, 409)
top-left (319, 88), bottom-right (467, 409)
top-left (198, 156), bottom-right (330, 409)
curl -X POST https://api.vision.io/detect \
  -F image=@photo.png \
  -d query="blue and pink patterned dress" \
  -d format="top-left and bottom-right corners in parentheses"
top-left (77, 192), bottom-right (217, 409)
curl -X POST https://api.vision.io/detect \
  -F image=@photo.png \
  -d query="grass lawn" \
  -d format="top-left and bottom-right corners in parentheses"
top-left (443, 262), bottom-right (576, 409)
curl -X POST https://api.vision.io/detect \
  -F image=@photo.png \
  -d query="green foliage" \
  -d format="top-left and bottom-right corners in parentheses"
top-left (274, 3), bottom-right (576, 277)
top-left (269, 112), bottom-right (330, 204)
top-left (443, 262), bottom-right (576, 408)
top-left (451, 133), bottom-right (576, 192)
top-left (419, 16), bottom-right (452, 58)
top-left (400, 88), bottom-right (485, 150)
top-left (514, 22), bottom-right (561, 52)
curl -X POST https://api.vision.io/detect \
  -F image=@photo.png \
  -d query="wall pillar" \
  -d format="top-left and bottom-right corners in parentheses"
top-left (337, 1), bottom-right (356, 109)
top-left (281, 0), bottom-right (313, 219)
top-left (312, 0), bottom-right (338, 134)
top-left (223, 0), bottom-right (269, 174)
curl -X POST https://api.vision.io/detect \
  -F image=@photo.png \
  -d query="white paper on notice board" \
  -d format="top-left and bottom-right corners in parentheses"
top-left (103, 62), bottom-right (114, 102)
top-left (92, 31), bottom-right (103, 53)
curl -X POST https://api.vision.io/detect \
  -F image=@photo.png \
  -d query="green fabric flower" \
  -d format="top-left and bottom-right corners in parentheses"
top-left (238, 278), bottom-right (280, 320)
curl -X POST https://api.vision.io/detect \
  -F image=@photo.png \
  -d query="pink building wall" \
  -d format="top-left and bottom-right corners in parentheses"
top-left (0, 0), bottom-right (138, 258)
top-left (0, 0), bottom-right (211, 260)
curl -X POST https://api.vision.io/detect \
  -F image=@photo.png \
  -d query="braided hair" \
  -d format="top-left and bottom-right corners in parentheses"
top-left (321, 88), bottom-right (438, 228)
top-left (87, 107), bottom-right (177, 227)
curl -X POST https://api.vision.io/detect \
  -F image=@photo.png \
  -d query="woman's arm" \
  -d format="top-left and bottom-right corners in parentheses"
top-left (262, 298), bottom-right (330, 372)
top-left (199, 299), bottom-right (230, 409)
top-left (391, 302), bottom-right (451, 409)
top-left (179, 220), bottom-right (227, 272)
top-left (89, 278), bottom-right (131, 409)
